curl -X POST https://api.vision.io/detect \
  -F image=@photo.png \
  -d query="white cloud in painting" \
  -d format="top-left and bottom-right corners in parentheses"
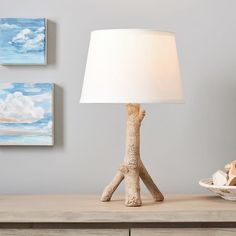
top-left (0, 92), bottom-right (44, 123)
top-left (24, 87), bottom-right (42, 93)
top-left (43, 121), bottom-right (53, 131)
top-left (36, 26), bottom-right (45, 33)
top-left (11, 28), bottom-right (32, 44)
top-left (47, 121), bottom-right (52, 129)
top-left (31, 93), bottom-right (51, 103)
top-left (22, 33), bottom-right (45, 52)
top-left (9, 27), bottom-right (45, 53)
top-left (0, 83), bottom-right (14, 90)
top-left (0, 23), bottom-right (19, 30)
top-left (23, 86), bottom-right (42, 93)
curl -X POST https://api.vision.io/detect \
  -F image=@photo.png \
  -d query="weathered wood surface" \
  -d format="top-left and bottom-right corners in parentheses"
top-left (0, 194), bottom-right (235, 223)
top-left (132, 228), bottom-right (236, 236)
top-left (0, 229), bottom-right (128, 236)
top-left (101, 104), bottom-right (163, 206)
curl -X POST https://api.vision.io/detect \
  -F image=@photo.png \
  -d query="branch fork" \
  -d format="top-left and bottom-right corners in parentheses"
top-left (101, 104), bottom-right (164, 207)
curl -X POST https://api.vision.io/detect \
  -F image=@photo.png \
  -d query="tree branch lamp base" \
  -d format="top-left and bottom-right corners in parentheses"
top-left (101, 104), bottom-right (164, 207)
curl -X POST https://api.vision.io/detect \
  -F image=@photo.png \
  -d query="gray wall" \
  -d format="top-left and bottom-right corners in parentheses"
top-left (0, 0), bottom-right (236, 195)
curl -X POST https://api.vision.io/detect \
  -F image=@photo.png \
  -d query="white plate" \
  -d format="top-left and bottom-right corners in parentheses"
top-left (199, 178), bottom-right (236, 201)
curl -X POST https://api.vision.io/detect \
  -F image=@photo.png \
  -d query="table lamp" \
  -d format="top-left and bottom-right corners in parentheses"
top-left (80, 29), bottom-right (183, 207)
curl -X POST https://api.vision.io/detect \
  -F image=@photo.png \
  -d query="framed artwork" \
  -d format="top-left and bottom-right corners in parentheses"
top-left (0, 83), bottom-right (54, 146)
top-left (0, 18), bottom-right (47, 65)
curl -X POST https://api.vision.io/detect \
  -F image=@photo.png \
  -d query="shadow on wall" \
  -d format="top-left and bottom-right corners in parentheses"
top-left (54, 84), bottom-right (64, 147)
top-left (47, 20), bottom-right (57, 66)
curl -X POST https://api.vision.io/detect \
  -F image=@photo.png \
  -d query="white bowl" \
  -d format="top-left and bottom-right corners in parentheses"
top-left (199, 178), bottom-right (236, 201)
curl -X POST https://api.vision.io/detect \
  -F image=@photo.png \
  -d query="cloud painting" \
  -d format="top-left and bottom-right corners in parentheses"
top-left (0, 83), bottom-right (54, 145)
top-left (0, 18), bottom-right (47, 65)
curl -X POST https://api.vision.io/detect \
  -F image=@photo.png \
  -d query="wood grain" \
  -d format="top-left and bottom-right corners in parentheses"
top-left (0, 194), bottom-right (235, 223)
top-left (132, 228), bottom-right (236, 236)
top-left (0, 229), bottom-right (128, 236)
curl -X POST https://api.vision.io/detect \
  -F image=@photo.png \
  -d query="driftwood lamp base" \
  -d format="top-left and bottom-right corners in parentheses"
top-left (101, 104), bottom-right (164, 207)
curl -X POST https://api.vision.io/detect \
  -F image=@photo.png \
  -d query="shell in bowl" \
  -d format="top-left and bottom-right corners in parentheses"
top-left (199, 178), bottom-right (236, 201)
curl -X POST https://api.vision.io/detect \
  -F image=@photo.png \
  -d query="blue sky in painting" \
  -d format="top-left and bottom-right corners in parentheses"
top-left (0, 18), bottom-right (46, 64)
top-left (0, 83), bottom-right (53, 145)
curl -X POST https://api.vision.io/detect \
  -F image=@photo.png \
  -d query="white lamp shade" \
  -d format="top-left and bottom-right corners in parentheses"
top-left (80, 29), bottom-right (183, 103)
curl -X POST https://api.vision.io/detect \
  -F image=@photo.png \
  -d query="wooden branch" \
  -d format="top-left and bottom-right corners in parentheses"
top-left (140, 161), bottom-right (164, 201)
top-left (101, 104), bottom-right (164, 207)
top-left (101, 170), bottom-right (124, 202)
top-left (124, 104), bottom-right (142, 206)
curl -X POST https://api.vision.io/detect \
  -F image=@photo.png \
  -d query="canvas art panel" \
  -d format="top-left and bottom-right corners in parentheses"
top-left (0, 18), bottom-right (47, 65)
top-left (0, 83), bottom-right (54, 145)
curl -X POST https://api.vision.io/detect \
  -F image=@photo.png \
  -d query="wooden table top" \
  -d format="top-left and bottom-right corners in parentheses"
top-left (0, 194), bottom-right (235, 223)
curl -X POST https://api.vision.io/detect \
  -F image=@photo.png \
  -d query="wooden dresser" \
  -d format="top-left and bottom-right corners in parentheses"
top-left (0, 194), bottom-right (235, 235)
